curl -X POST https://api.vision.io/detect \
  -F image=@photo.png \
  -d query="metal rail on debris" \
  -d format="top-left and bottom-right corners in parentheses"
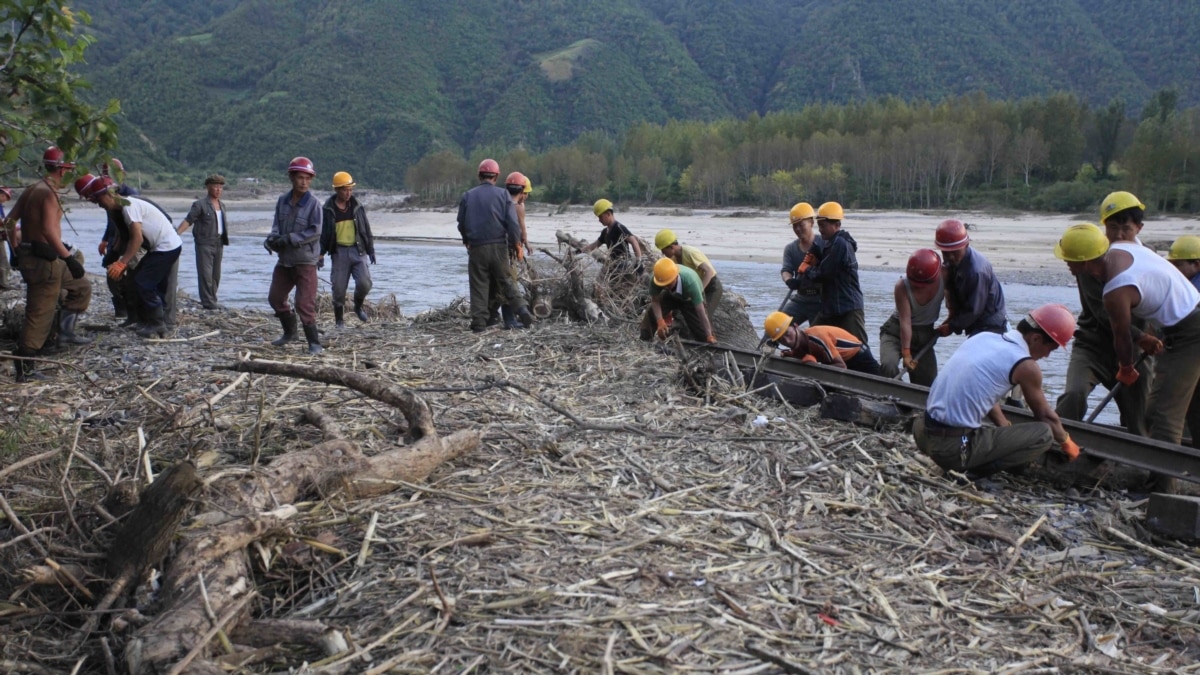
top-left (685, 341), bottom-right (1200, 484)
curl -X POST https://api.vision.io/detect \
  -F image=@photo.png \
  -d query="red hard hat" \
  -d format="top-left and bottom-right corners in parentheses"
top-left (43, 146), bottom-right (75, 169)
top-left (505, 171), bottom-right (527, 189)
top-left (478, 159), bottom-right (500, 176)
top-left (0, 186), bottom-right (11, 200)
top-left (934, 219), bottom-right (969, 251)
top-left (74, 174), bottom-right (113, 202)
top-left (1027, 304), bottom-right (1076, 348)
top-left (102, 158), bottom-right (125, 176)
top-left (906, 248), bottom-right (941, 284)
top-left (287, 156), bottom-right (316, 176)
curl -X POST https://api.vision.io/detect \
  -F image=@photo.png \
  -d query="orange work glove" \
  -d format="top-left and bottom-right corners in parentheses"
top-left (1115, 363), bottom-right (1139, 387)
top-left (516, 245), bottom-right (526, 261)
top-left (935, 321), bottom-right (952, 338)
top-left (98, 240), bottom-right (108, 255)
top-left (1136, 332), bottom-right (1164, 356)
top-left (706, 334), bottom-right (717, 344)
top-left (1060, 435), bottom-right (1081, 461)
top-left (902, 348), bottom-right (918, 371)
top-left (800, 354), bottom-right (818, 364)
top-left (656, 318), bottom-right (670, 340)
top-left (797, 252), bottom-right (818, 274)
top-left (106, 260), bottom-right (127, 281)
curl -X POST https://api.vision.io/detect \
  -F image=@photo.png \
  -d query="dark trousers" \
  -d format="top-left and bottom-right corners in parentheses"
top-left (268, 263), bottom-right (319, 326)
top-left (704, 275), bottom-right (724, 312)
top-left (846, 347), bottom-right (882, 376)
top-left (639, 297), bottom-right (706, 341)
top-left (814, 308), bottom-right (868, 346)
top-left (195, 240), bottom-right (224, 308)
top-left (878, 316), bottom-right (939, 386)
top-left (133, 247), bottom-right (182, 311)
top-left (782, 291), bottom-right (821, 327)
top-left (468, 243), bottom-right (524, 329)
top-left (330, 245), bottom-right (372, 308)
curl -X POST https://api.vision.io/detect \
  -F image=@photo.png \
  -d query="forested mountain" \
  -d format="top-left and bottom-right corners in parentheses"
top-left (72, 0), bottom-right (1199, 187)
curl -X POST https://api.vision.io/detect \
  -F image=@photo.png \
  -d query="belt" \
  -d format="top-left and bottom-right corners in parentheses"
top-left (922, 414), bottom-right (971, 437)
top-left (1163, 306), bottom-right (1200, 336)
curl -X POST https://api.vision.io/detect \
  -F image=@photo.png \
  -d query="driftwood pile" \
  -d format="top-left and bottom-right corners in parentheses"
top-left (0, 268), bottom-right (1198, 673)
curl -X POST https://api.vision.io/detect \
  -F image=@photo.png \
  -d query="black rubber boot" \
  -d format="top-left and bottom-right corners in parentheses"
top-left (334, 306), bottom-right (345, 328)
top-left (517, 306), bottom-right (535, 328)
top-left (12, 348), bottom-right (48, 382)
top-left (302, 323), bottom-right (323, 355)
top-left (501, 305), bottom-right (520, 330)
top-left (58, 311), bottom-right (94, 345)
top-left (353, 300), bottom-right (368, 323)
top-left (113, 294), bottom-right (127, 319)
top-left (136, 306), bottom-right (166, 338)
top-left (271, 312), bottom-right (299, 347)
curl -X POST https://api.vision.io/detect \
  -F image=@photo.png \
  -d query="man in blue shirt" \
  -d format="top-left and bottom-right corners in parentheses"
top-left (935, 219), bottom-right (1006, 338)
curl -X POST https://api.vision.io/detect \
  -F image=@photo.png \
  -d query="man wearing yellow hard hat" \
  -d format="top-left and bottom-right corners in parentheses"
top-left (583, 198), bottom-right (644, 277)
top-left (789, 202), bottom-right (868, 344)
top-left (653, 228), bottom-right (721, 311)
top-left (640, 258), bottom-right (715, 343)
top-left (320, 171), bottom-right (376, 328)
top-left (1167, 234), bottom-right (1200, 446)
top-left (779, 202), bottom-right (822, 327)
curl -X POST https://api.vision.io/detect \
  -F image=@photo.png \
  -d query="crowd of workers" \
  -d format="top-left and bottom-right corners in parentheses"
top-left (5, 150), bottom-right (1200, 491)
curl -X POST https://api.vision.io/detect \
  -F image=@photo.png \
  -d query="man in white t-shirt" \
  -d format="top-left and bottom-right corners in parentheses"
top-left (77, 174), bottom-right (183, 338)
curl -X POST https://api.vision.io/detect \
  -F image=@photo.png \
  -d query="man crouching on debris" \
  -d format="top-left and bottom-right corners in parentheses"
top-left (762, 311), bottom-right (880, 375)
top-left (913, 304), bottom-right (1081, 482)
top-left (640, 258), bottom-right (716, 343)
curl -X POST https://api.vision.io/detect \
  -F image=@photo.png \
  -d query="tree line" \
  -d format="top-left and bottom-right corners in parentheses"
top-left (406, 91), bottom-right (1200, 214)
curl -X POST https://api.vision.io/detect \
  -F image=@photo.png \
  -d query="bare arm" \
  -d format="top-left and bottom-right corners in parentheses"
top-left (516, 202), bottom-right (528, 250)
top-left (694, 301), bottom-right (714, 340)
top-left (895, 280), bottom-right (913, 350)
top-left (176, 220), bottom-right (192, 235)
top-left (697, 262), bottom-right (717, 289)
top-left (1013, 359), bottom-right (1068, 444)
top-left (1104, 285), bottom-right (1139, 367)
top-left (986, 403), bottom-right (1009, 427)
top-left (120, 221), bottom-right (144, 265)
top-left (628, 235), bottom-right (644, 258)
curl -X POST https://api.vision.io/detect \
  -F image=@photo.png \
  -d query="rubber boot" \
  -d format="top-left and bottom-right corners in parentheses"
top-left (501, 305), bottom-right (520, 330)
top-left (272, 312), bottom-right (299, 346)
top-left (303, 323), bottom-right (323, 355)
top-left (12, 348), bottom-right (48, 382)
top-left (136, 306), bottom-right (166, 338)
top-left (113, 294), bottom-right (127, 320)
top-left (58, 310), bottom-right (94, 345)
top-left (517, 306), bottom-right (535, 328)
top-left (353, 299), bottom-right (368, 323)
top-left (334, 306), bottom-right (345, 328)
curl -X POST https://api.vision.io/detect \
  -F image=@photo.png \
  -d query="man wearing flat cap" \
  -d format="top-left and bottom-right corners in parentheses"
top-left (177, 174), bottom-right (230, 310)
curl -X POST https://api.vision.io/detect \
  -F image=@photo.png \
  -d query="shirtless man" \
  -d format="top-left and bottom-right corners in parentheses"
top-left (6, 147), bottom-right (91, 381)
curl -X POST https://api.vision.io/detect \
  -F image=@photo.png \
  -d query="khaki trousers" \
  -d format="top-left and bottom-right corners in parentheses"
top-left (18, 256), bottom-right (91, 352)
top-left (878, 316), bottom-right (939, 386)
top-left (1055, 338), bottom-right (1151, 436)
top-left (913, 416), bottom-right (1053, 478)
top-left (1147, 310), bottom-right (1200, 445)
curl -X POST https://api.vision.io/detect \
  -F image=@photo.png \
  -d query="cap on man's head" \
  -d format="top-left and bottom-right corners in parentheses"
top-left (205, 174), bottom-right (226, 186)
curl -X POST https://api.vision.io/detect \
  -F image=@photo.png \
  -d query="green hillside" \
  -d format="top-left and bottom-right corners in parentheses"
top-left (71, 0), bottom-right (1200, 187)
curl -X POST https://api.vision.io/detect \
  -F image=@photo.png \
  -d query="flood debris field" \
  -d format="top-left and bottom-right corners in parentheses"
top-left (2, 288), bottom-right (1200, 673)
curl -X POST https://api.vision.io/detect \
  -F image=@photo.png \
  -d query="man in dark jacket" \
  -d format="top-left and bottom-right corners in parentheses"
top-left (793, 202), bottom-right (868, 344)
top-left (177, 173), bottom-right (230, 310)
top-left (265, 157), bottom-right (324, 354)
top-left (935, 219), bottom-right (1007, 338)
top-left (457, 159), bottom-right (533, 333)
top-left (320, 171), bottom-right (375, 327)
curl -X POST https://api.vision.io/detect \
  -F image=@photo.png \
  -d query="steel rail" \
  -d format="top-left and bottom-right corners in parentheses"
top-left (686, 341), bottom-right (1200, 484)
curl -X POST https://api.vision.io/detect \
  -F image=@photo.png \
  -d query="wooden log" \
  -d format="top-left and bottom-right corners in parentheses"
top-left (1145, 494), bottom-right (1200, 542)
top-left (229, 619), bottom-right (349, 656)
top-left (819, 393), bottom-right (907, 428)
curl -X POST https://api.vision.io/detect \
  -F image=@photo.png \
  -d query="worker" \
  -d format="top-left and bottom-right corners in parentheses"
top-left (1055, 198), bottom-right (1200, 492)
top-left (583, 198), bottom-right (644, 278)
top-left (97, 160), bottom-right (143, 322)
top-left (879, 249), bottom-right (944, 385)
top-left (640, 258), bottom-right (716, 343)
top-left (779, 202), bottom-right (822, 327)
top-left (457, 159), bottom-right (532, 333)
top-left (176, 173), bottom-right (230, 311)
top-left (6, 148), bottom-right (92, 380)
top-left (265, 157), bottom-right (324, 354)
top-left (1052, 221), bottom-right (1152, 436)
top-left (764, 311), bottom-right (881, 374)
top-left (654, 228), bottom-right (722, 311)
top-left (1168, 234), bottom-right (1200, 446)
top-left (488, 171), bottom-right (531, 329)
top-left (0, 186), bottom-right (13, 289)
top-left (791, 202), bottom-right (867, 344)
top-left (935, 218), bottom-right (1006, 338)
top-left (320, 171), bottom-right (376, 327)
top-left (914, 304), bottom-right (1080, 481)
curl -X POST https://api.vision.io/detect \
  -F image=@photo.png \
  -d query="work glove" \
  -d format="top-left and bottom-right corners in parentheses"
top-left (1059, 435), bottom-right (1081, 461)
top-left (902, 348), bottom-right (918, 372)
top-left (62, 256), bottom-right (85, 280)
top-left (935, 321), bottom-right (952, 338)
top-left (1115, 363), bottom-right (1139, 386)
top-left (106, 260), bottom-right (127, 281)
top-left (785, 277), bottom-right (804, 290)
top-left (656, 318), bottom-right (670, 340)
top-left (317, 256), bottom-right (325, 270)
top-left (369, 254), bottom-right (377, 265)
top-left (706, 334), bottom-right (718, 344)
top-left (1136, 332), bottom-right (1164, 356)
top-left (800, 354), bottom-right (818, 364)
top-left (98, 240), bottom-right (107, 256)
top-left (797, 252), bottom-right (818, 274)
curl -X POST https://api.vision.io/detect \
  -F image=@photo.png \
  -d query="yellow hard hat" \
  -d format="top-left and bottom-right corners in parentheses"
top-left (593, 199), bottom-right (614, 217)
top-left (1053, 223), bottom-right (1109, 262)
top-left (332, 171), bottom-right (355, 189)
top-left (763, 311), bottom-right (793, 342)
top-left (1168, 235), bottom-right (1200, 261)
top-left (523, 177), bottom-right (532, 194)
top-left (1099, 191), bottom-right (1145, 223)
top-left (816, 201), bottom-right (844, 221)
top-left (652, 258), bottom-right (679, 287)
top-left (789, 202), bottom-right (815, 224)
top-left (654, 229), bottom-right (678, 251)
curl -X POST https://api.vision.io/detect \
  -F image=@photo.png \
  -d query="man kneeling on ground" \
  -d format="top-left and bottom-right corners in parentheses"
top-left (763, 311), bottom-right (880, 375)
top-left (640, 258), bottom-right (716, 343)
top-left (913, 304), bottom-right (1081, 481)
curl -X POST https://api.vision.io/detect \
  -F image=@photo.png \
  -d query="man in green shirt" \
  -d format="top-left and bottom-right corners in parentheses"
top-left (654, 228), bottom-right (722, 311)
top-left (639, 258), bottom-right (717, 343)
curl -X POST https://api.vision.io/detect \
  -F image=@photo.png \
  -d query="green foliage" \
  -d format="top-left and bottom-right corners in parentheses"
top-left (0, 1), bottom-right (120, 179)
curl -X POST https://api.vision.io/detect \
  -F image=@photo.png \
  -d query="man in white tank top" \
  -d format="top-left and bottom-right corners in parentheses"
top-left (1058, 193), bottom-right (1200, 492)
top-left (913, 305), bottom-right (1080, 481)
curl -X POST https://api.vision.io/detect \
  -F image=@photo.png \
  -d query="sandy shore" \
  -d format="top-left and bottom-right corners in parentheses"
top-left (148, 193), bottom-right (1200, 277)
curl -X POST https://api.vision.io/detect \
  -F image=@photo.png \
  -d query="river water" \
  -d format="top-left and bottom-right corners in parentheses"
top-left (65, 204), bottom-right (1113, 424)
